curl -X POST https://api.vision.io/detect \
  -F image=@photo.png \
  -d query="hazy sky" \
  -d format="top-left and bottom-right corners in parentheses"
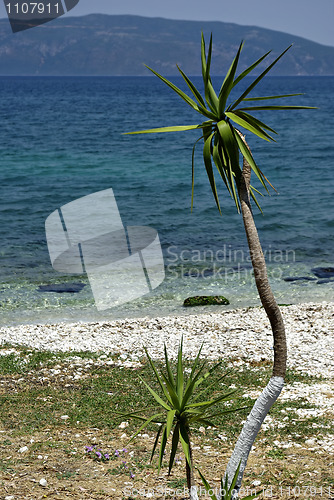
top-left (1, 0), bottom-right (333, 47)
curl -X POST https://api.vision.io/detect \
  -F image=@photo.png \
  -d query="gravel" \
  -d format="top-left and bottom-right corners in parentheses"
top-left (1, 301), bottom-right (333, 379)
top-left (1, 301), bottom-right (333, 453)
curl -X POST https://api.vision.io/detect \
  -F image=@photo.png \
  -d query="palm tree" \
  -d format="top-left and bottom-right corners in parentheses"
top-left (125, 34), bottom-right (314, 498)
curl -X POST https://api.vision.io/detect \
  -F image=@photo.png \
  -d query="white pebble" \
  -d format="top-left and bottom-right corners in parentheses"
top-left (18, 446), bottom-right (28, 453)
top-left (39, 478), bottom-right (48, 487)
top-left (119, 421), bottom-right (129, 429)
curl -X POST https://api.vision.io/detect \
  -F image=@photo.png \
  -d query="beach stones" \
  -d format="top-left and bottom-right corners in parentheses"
top-left (183, 295), bottom-right (230, 307)
top-left (0, 302), bottom-right (334, 379)
top-left (37, 283), bottom-right (86, 293)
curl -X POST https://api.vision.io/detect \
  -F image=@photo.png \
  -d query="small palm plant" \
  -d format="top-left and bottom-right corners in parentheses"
top-left (125, 34), bottom-right (315, 496)
top-left (121, 338), bottom-right (245, 495)
top-left (198, 462), bottom-right (263, 500)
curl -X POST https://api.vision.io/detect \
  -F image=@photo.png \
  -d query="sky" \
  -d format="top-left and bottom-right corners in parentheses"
top-left (0, 0), bottom-right (333, 47)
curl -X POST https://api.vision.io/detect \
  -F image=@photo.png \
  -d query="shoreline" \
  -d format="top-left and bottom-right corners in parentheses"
top-left (1, 301), bottom-right (333, 379)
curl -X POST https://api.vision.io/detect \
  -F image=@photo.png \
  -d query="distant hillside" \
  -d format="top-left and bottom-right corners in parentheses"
top-left (0, 14), bottom-right (333, 76)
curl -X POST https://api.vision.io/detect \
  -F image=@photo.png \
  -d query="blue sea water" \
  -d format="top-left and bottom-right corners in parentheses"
top-left (0, 75), bottom-right (333, 326)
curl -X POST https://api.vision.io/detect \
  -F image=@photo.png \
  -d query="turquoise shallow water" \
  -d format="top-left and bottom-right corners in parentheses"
top-left (0, 75), bottom-right (333, 325)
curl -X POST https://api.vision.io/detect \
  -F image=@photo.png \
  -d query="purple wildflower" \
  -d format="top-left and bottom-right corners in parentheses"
top-left (95, 451), bottom-right (102, 459)
top-left (114, 449), bottom-right (119, 457)
top-left (122, 448), bottom-right (128, 453)
top-left (130, 472), bottom-right (135, 479)
top-left (85, 445), bottom-right (95, 452)
top-left (104, 453), bottom-right (110, 460)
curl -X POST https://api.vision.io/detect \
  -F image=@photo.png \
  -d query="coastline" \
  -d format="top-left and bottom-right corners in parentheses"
top-left (1, 301), bottom-right (333, 379)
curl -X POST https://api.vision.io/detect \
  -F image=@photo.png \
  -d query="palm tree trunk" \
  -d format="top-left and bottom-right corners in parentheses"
top-left (239, 144), bottom-right (287, 379)
top-left (222, 136), bottom-right (287, 497)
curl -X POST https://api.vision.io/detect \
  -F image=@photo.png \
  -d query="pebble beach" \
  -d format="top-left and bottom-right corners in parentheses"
top-left (1, 301), bottom-right (334, 454)
top-left (1, 302), bottom-right (333, 379)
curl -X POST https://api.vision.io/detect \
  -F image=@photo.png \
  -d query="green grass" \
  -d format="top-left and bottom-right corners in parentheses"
top-left (0, 345), bottom-right (102, 374)
top-left (167, 477), bottom-right (188, 488)
top-left (266, 447), bottom-right (285, 459)
top-left (0, 344), bottom-right (330, 446)
top-left (0, 457), bottom-right (15, 473)
top-left (56, 470), bottom-right (78, 480)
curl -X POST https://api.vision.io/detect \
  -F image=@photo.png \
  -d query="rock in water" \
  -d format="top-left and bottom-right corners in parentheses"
top-left (183, 295), bottom-right (229, 307)
top-left (283, 276), bottom-right (316, 282)
top-left (38, 283), bottom-right (86, 293)
top-left (311, 267), bottom-right (334, 279)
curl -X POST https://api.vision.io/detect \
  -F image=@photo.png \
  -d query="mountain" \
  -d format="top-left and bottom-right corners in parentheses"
top-left (0, 14), bottom-right (333, 76)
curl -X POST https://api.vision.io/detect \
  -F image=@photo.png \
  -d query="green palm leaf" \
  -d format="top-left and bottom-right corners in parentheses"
top-left (127, 412), bottom-right (165, 444)
top-left (203, 131), bottom-right (221, 213)
top-left (144, 347), bottom-right (173, 404)
top-left (243, 93), bottom-right (304, 101)
top-left (184, 343), bottom-right (205, 391)
top-left (124, 124), bottom-right (209, 135)
top-left (168, 422), bottom-right (180, 475)
top-left (232, 49), bottom-right (271, 87)
top-left (237, 105), bottom-right (316, 111)
top-left (166, 409), bottom-right (176, 438)
top-left (219, 41), bottom-right (243, 116)
top-left (201, 33), bottom-right (219, 113)
top-left (176, 336), bottom-right (184, 399)
top-left (229, 45), bottom-right (293, 110)
top-left (190, 371), bottom-right (233, 405)
top-left (186, 389), bottom-right (237, 410)
top-left (151, 423), bottom-right (164, 462)
top-left (197, 469), bottom-right (218, 500)
top-left (217, 120), bottom-right (241, 210)
top-left (179, 422), bottom-right (191, 466)
top-left (225, 111), bottom-right (275, 141)
top-left (231, 110), bottom-right (278, 134)
top-left (159, 370), bottom-right (181, 411)
top-left (144, 64), bottom-right (217, 120)
top-left (191, 137), bottom-right (198, 210)
top-left (177, 64), bottom-right (206, 108)
top-left (213, 138), bottom-right (234, 200)
top-left (164, 343), bottom-right (176, 386)
top-left (139, 376), bottom-right (172, 411)
top-left (158, 425), bottom-right (167, 473)
top-left (233, 130), bottom-right (268, 191)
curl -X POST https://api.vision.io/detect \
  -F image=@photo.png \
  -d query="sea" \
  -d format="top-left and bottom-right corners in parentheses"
top-left (0, 75), bottom-right (333, 326)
